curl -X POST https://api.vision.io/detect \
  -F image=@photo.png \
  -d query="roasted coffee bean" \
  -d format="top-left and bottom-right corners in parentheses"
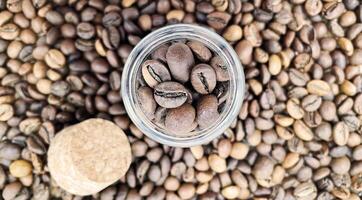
top-left (137, 86), bottom-right (156, 119)
top-left (151, 44), bottom-right (168, 63)
top-left (191, 64), bottom-right (216, 94)
top-left (142, 60), bottom-right (171, 88)
top-left (210, 56), bottom-right (229, 82)
top-left (197, 95), bottom-right (219, 129)
top-left (154, 81), bottom-right (188, 108)
top-left (76, 22), bottom-right (95, 40)
top-left (166, 42), bottom-right (194, 83)
top-left (187, 41), bottom-right (211, 62)
top-left (206, 12), bottom-right (231, 30)
top-left (165, 103), bottom-right (196, 135)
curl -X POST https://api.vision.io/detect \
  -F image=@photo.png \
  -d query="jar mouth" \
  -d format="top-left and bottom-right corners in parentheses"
top-left (121, 24), bottom-right (245, 147)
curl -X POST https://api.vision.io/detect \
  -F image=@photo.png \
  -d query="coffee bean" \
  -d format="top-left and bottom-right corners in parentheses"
top-left (165, 103), bottom-right (196, 135)
top-left (293, 120), bottom-right (314, 141)
top-left (9, 160), bottom-right (32, 178)
top-left (235, 40), bottom-right (253, 65)
top-left (154, 81), bottom-right (188, 108)
top-left (76, 22), bottom-right (95, 40)
top-left (91, 58), bottom-right (110, 74)
top-left (333, 122), bottom-right (350, 146)
top-left (307, 80), bottom-right (331, 96)
top-left (0, 23), bottom-right (20, 40)
top-left (210, 56), bottom-right (229, 82)
top-left (166, 42), bottom-right (194, 83)
top-left (151, 44), bottom-right (168, 63)
top-left (2, 182), bottom-right (22, 200)
top-left (196, 95), bottom-right (219, 129)
top-left (289, 69), bottom-right (309, 86)
top-left (191, 64), bottom-right (216, 94)
top-left (45, 49), bottom-right (65, 69)
top-left (206, 12), bottom-right (231, 30)
top-left (294, 182), bottom-right (317, 200)
top-left (301, 95), bottom-right (322, 112)
top-left (187, 41), bottom-right (211, 62)
top-left (0, 104), bottom-right (13, 121)
top-left (142, 60), bottom-right (171, 88)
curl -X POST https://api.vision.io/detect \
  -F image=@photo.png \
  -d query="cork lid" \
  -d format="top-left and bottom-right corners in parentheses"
top-left (48, 118), bottom-right (132, 196)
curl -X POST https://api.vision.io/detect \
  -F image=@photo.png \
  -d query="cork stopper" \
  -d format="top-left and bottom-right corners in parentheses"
top-left (48, 118), bottom-right (132, 196)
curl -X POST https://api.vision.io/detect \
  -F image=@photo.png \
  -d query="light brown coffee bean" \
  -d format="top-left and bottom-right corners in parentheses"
top-left (221, 186), bottom-right (240, 199)
top-left (0, 104), bottom-right (13, 121)
top-left (333, 121), bottom-right (350, 146)
top-left (293, 182), bottom-right (317, 200)
top-left (331, 156), bottom-right (351, 175)
top-left (307, 80), bottom-right (331, 96)
top-left (287, 98), bottom-right (305, 119)
top-left (2, 182), bottom-right (22, 200)
top-left (304, 0), bottom-right (323, 16)
top-left (9, 159), bottom-right (32, 178)
top-left (301, 94), bottom-right (322, 112)
top-left (222, 25), bottom-right (242, 42)
top-left (293, 120), bottom-right (314, 141)
top-left (0, 23), bottom-right (20, 40)
top-left (208, 154), bottom-right (226, 173)
top-left (230, 142), bottom-right (249, 160)
top-left (45, 49), bottom-right (66, 69)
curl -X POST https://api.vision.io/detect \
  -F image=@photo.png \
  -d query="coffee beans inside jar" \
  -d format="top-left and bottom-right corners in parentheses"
top-left (137, 40), bottom-right (230, 135)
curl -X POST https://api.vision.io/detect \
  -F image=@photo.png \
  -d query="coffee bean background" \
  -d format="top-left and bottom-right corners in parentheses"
top-left (0, 0), bottom-right (361, 199)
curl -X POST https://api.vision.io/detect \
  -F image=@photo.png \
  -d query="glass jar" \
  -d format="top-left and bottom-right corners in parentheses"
top-left (121, 24), bottom-right (245, 147)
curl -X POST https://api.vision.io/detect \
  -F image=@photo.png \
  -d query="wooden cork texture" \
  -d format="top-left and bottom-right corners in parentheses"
top-left (48, 118), bottom-right (132, 196)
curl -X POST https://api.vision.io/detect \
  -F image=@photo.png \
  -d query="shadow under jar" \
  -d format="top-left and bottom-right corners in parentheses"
top-left (122, 24), bottom-right (245, 147)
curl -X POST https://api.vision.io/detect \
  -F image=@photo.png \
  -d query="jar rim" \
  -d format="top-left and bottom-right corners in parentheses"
top-left (121, 24), bottom-right (245, 147)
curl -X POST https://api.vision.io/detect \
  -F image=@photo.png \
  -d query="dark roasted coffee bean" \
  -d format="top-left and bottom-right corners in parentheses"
top-left (76, 22), bottom-right (95, 40)
top-left (91, 57), bottom-right (110, 74)
top-left (206, 11), bottom-right (231, 30)
top-left (102, 26), bottom-right (120, 50)
top-left (166, 42), bottom-right (194, 83)
top-left (154, 81), bottom-right (188, 108)
top-left (102, 12), bottom-right (122, 27)
top-left (191, 64), bottom-right (217, 94)
top-left (142, 60), bottom-right (171, 88)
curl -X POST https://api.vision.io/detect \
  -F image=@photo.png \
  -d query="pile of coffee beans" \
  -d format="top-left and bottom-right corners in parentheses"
top-left (137, 41), bottom-right (230, 135)
top-left (0, 0), bottom-right (361, 199)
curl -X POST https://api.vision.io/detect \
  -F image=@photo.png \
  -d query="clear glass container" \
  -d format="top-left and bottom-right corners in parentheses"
top-left (121, 24), bottom-right (245, 147)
